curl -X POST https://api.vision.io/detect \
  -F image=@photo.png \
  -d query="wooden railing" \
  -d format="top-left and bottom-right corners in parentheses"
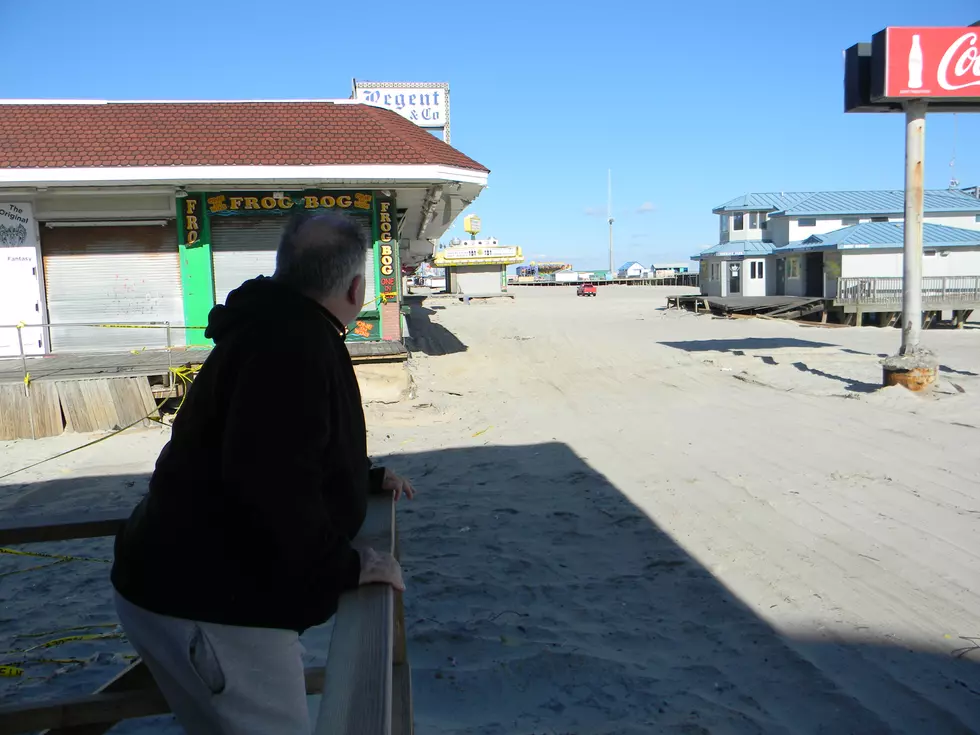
top-left (836, 276), bottom-right (980, 307)
top-left (0, 496), bottom-right (411, 735)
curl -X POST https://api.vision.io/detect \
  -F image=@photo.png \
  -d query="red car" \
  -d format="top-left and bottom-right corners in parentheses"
top-left (577, 283), bottom-right (597, 297)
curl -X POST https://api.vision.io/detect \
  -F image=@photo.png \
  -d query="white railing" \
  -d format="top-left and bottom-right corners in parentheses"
top-left (836, 276), bottom-right (980, 307)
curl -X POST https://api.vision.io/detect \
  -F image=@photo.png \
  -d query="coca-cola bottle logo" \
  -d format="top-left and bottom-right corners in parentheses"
top-left (938, 32), bottom-right (980, 91)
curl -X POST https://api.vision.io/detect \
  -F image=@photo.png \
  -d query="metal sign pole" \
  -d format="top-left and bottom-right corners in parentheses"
top-left (883, 98), bottom-right (937, 390)
top-left (900, 100), bottom-right (927, 355)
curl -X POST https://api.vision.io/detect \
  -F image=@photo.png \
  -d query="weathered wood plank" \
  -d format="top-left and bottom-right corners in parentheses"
top-left (316, 496), bottom-right (396, 735)
top-left (106, 377), bottom-right (156, 428)
top-left (0, 663), bottom-right (327, 735)
top-left (0, 343), bottom-right (404, 386)
top-left (38, 659), bottom-right (156, 735)
top-left (56, 381), bottom-right (85, 433)
top-left (0, 510), bottom-right (129, 545)
top-left (30, 382), bottom-right (64, 438)
top-left (391, 662), bottom-right (414, 735)
top-left (0, 384), bottom-right (29, 440)
top-left (392, 529), bottom-right (408, 666)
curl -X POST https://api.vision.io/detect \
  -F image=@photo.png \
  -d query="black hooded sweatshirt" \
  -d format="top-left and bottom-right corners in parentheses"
top-left (111, 277), bottom-right (383, 633)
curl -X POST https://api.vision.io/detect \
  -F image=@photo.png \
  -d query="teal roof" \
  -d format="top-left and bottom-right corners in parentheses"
top-left (714, 189), bottom-right (980, 216)
top-left (781, 190), bottom-right (980, 217)
top-left (781, 222), bottom-right (980, 252)
top-left (692, 240), bottom-right (775, 259)
top-left (713, 192), bottom-right (813, 213)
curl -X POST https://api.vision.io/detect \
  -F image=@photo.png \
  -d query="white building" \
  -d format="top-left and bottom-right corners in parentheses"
top-left (652, 263), bottom-right (691, 278)
top-left (693, 190), bottom-right (980, 313)
top-left (432, 237), bottom-right (523, 295)
top-left (618, 261), bottom-right (647, 279)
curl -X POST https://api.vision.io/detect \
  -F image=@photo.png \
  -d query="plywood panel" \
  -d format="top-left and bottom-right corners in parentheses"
top-left (57, 378), bottom-right (159, 434)
top-left (29, 382), bottom-right (64, 438)
top-left (0, 384), bottom-right (31, 440)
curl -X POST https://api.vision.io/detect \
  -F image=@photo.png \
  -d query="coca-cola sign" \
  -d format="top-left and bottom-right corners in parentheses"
top-left (874, 27), bottom-right (980, 99)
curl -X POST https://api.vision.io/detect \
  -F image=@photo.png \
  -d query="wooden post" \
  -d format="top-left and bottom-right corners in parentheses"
top-left (316, 496), bottom-right (398, 735)
top-left (391, 528), bottom-right (414, 735)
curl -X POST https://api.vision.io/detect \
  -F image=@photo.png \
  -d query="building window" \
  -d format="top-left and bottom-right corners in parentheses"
top-left (760, 213), bottom-right (768, 231)
top-left (787, 257), bottom-right (801, 278)
top-left (733, 213), bottom-right (744, 231)
top-left (798, 218), bottom-right (816, 227)
top-left (841, 217), bottom-right (859, 226)
top-left (751, 261), bottom-right (765, 279)
top-left (720, 215), bottom-right (729, 233)
top-left (710, 262), bottom-right (720, 280)
top-left (871, 216), bottom-right (888, 222)
top-left (749, 212), bottom-right (759, 229)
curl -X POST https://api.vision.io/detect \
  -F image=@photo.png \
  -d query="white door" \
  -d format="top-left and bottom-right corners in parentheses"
top-left (0, 203), bottom-right (45, 357)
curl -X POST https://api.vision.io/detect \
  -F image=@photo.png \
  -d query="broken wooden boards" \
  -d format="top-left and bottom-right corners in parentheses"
top-left (0, 377), bottom-right (158, 440)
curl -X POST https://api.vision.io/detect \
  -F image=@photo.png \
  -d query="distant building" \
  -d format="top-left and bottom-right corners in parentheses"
top-left (693, 189), bottom-right (980, 301)
top-left (652, 263), bottom-right (690, 278)
top-left (431, 237), bottom-right (523, 295)
top-left (618, 261), bottom-right (647, 278)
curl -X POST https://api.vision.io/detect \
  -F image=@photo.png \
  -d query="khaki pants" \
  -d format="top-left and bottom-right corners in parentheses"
top-left (114, 592), bottom-right (310, 735)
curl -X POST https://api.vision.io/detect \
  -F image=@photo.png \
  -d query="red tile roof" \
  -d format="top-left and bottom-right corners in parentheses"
top-left (0, 101), bottom-right (488, 172)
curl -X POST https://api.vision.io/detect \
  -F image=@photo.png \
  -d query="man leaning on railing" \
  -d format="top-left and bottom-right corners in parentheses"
top-left (110, 211), bottom-right (415, 735)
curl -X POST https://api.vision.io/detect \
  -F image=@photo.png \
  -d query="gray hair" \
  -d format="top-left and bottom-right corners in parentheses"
top-left (273, 210), bottom-right (369, 298)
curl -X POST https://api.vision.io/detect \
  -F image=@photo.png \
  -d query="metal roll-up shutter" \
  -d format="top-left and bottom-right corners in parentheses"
top-left (212, 216), bottom-right (378, 310)
top-left (42, 223), bottom-right (183, 352)
top-left (455, 265), bottom-right (504, 295)
top-left (210, 218), bottom-right (284, 306)
top-left (363, 245), bottom-right (376, 310)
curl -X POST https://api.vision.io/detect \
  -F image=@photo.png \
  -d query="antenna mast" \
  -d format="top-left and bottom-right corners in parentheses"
top-left (607, 169), bottom-right (614, 275)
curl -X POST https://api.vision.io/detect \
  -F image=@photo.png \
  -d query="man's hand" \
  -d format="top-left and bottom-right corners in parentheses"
top-left (357, 547), bottom-right (405, 591)
top-left (382, 468), bottom-right (415, 501)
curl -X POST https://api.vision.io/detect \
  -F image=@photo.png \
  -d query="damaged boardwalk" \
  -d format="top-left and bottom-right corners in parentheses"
top-left (668, 295), bottom-right (825, 320)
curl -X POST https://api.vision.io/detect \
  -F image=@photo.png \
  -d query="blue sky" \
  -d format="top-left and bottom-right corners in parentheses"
top-left (2, 0), bottom-right (978, 269)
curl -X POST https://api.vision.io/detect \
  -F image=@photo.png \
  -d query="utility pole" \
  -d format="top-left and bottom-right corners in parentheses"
top-left (607, 169), bottom-right (614, 275)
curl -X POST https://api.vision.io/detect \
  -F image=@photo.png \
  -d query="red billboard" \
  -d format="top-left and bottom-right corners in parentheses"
top-left (873, 27), bottom-right (980, 100)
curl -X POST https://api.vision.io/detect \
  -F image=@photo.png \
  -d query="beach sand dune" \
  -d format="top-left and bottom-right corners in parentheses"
top-left (2, 286), bottom-right (979, 733)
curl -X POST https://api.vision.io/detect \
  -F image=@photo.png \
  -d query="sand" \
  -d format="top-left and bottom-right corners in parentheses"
top-left (2, 286), bottom-right (979, 734)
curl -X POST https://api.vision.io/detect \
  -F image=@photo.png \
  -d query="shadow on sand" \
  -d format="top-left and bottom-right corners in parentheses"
top-left (660, 338), bottom-right (837, 354)
top-left (403, 297), bottom-right (468, 357)
top-left (2, 443), bottom-right (978, 733)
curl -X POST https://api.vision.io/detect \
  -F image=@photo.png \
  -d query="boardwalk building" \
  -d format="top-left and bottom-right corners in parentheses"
top-left (693, 189), bottom-right (980, 321)
top-left (0, 99), bottom-right (488, 358)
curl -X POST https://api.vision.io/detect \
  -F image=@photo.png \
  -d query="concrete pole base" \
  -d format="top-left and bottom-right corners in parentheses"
top-left (881, 350), bottom-right (938, 392)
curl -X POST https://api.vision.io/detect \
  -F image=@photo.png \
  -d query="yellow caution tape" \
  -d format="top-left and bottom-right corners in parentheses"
top-left (23, 372), bottom-right (30, 387)
top-left (15, 321), bottom-right (26, 330)
top-left (0, 559), bottom-right (69, 578)
top-left (15, 629), bottom-right (107, 641)
top-left (0, 547), bottom-right (109, 564)
top-left (16, 624), bottom-right (118, 640)
top-left (0, 384), bottom-right (175, 482)
top-left (0, 665), bottom-right (24, 677)
top-left (8, 632), bottom-right (124, 655)
top-left (96, 324), bottom-right (167, 330)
